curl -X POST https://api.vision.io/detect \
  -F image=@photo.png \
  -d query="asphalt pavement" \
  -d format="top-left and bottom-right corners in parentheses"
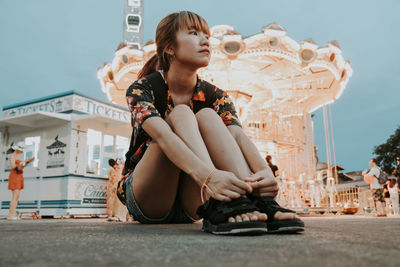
top-left (0, 216), bottom-right (399, 267)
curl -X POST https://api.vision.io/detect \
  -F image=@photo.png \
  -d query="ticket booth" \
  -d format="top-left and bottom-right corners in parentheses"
top-left (0, 91), bottom-right (131, 217)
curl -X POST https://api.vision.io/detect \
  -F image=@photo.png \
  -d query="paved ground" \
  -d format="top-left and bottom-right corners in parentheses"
top-left (0, 216), bottom-right (399, 267)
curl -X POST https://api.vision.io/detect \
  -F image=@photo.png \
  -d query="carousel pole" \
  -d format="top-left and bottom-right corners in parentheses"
top-left (322, 105), bottom-right (332, 177)
top-left (329, 104), bottom-right (339, 184)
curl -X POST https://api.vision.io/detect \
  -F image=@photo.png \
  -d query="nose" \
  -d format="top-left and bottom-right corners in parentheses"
top-left (200, 32), bottom-right (210, 47)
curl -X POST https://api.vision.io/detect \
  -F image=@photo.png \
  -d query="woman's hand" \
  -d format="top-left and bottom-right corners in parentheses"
top-left (22, 157), bottom-right (35, 167)
top-left (245, 168), bottom-right (279, 197)
top-left (204, 170), bottom-right (253, 202)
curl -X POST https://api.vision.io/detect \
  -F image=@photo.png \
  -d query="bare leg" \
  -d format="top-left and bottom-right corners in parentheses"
top-left (131, 142), bottom-right (181, 219)
top-left (8, 189), bottom-right (20, 218)
top-left (131, 105), bottom-right (264, 222)
top-left (195, 108), bottom-right (298, 221)
top-left (167, 105), bottom-right (264, 221)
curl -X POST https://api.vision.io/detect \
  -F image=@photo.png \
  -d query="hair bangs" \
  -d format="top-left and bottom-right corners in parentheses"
top-left (178, 11), bottom-right (210, 36)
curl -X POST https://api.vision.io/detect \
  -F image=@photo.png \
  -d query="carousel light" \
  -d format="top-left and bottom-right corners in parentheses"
top-left (221, 34), bottom-right (244, 58)
top-left (266, 36), bottom-right (281, 48)
top-left (299, 38), bottom-right (318, 64)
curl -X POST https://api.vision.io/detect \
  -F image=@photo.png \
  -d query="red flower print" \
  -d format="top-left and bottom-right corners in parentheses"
top-left (192, 90), bottom-right (206, 101)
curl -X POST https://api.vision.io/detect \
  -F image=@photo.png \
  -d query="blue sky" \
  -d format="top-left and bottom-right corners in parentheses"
top-left (1, 0), bottom-right (399, 172)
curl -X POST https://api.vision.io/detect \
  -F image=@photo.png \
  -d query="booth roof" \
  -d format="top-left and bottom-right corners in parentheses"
top-left (2, 90), bottom-right (129, 111)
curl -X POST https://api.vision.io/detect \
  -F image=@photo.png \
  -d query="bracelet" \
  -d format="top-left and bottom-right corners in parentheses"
top-left (200, 169), bottom-right (216, 204)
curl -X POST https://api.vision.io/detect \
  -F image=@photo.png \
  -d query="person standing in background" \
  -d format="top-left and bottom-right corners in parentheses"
top-left (387, 178), bottom-right (399, 216)
top-left (107, 159), bottom-right (122, 221)
top-left (383, 184), bottom-right (391, 215)
top-left (362, 158), bottom-right (386, 217)
top-left (265, 155), bottom-right (279, 178)
top-left (7, 142), bottom-right (34, 220)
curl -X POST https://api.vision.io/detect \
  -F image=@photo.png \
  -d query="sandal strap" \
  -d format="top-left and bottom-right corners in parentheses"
top-left (197, 197), bottom-right (259, 224)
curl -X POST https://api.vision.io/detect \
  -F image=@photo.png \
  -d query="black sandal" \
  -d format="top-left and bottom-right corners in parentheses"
top-left (196, 197), bottom-right (268, 235)
top-left (248, 195), bottom-right (305, 234)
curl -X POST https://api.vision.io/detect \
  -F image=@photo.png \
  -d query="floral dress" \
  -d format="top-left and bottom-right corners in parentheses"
top-left (8, 159), bottom-right (24, 190)
top-left (117, 71), bottom-right (241, 205)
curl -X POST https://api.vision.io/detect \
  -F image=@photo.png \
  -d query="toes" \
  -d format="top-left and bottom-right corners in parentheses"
top-left (229, 212), bottom-right (269, 223)
top-left (249, 211), bottom-right (267, 221)
top-left (258, 212), bottom-right (268, 221)
top-left (235, 215), bottom-right (242, 222)
top-left (246, 212), bottom-right (257, 221)
top-left (241, 214), bottom-right (250, 222)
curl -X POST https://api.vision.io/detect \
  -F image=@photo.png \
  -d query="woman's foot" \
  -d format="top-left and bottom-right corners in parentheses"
top-left (247, 195), bottom-right (304, 233)
top-left (228, 211), bottom-right (267, 223)
top-left (228, 210), bottom-right (299, 222)
top-left (7, 216), bottom-right (19, 220)
top-left (197, 197), bottom-right (268, 235)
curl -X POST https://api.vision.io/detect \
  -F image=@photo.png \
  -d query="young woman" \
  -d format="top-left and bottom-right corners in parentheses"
top-left (117, 11), bottom-right (304, 234)
top-left (7, 142), bottom-right (34, 220)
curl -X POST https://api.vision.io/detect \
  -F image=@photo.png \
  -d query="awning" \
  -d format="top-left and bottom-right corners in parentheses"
top-left (71, 114), bottom-right (131, 137)
top-left (0, 112), bottom-right (72, 131)
top-left (0, 112), bottom-right (131, 137)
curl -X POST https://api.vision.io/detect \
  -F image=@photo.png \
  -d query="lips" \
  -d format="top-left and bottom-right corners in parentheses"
top-left (199, 49), bottom-right (210, 54)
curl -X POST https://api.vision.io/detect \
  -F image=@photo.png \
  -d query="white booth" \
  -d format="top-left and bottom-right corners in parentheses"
top-left (0, 91), bottom-right (131, 217)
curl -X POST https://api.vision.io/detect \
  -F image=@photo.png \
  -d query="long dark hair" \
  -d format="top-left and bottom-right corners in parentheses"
top-left (137, 11), bottom-right (210, 79)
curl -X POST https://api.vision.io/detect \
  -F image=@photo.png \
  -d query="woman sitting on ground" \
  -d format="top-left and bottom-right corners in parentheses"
top-left (117, 11), bottom-right (304, 234)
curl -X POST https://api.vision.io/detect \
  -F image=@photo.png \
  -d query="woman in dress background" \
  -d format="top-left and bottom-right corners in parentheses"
top-left (7, 141), bottom-right (34, 220)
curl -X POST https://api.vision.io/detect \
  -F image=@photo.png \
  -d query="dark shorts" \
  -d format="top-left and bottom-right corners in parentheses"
top-left (125, 171), bottom-right (198, 224)
top-left (372, 188), bottom-right (385, 203)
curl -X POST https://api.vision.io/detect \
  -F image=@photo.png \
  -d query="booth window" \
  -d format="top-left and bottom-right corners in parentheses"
top-left (24, 136), bottom-right (40, 168)
top-left (116, 136), bottom-right (129, 162)
top-left (86, 129), bottom-right (102, 175)
top-left (101, 135), bottom-right (115, 177)
top-left (86, 129), bottom-right (130, 177)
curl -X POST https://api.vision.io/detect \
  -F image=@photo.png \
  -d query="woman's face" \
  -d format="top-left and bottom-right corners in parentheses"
top-left (172, 27), bottom-right (210, 69)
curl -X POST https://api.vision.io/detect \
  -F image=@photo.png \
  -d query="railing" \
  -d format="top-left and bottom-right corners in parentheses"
top-left (279, 185), bottom-right (374, 215)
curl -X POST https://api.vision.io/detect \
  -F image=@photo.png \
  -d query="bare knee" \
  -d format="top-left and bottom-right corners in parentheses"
top-left (196, 108), bottom-right (223, 126)
top-left (167, 104), bottom-right (197, 128)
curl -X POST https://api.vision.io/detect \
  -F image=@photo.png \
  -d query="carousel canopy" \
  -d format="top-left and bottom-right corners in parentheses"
top-left (97, 23), bottom-right (352, 117)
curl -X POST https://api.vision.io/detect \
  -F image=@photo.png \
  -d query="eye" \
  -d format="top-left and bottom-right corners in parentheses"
top-left (189, 31), bottom-right (198, 35)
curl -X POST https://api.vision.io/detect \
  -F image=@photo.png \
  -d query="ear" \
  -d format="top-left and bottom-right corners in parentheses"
top-left (164, 47), bottom-right (175, 57)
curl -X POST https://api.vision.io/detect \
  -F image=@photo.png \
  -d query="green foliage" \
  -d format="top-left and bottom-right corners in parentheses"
top-left (374, 126), bottom-right (400, 177)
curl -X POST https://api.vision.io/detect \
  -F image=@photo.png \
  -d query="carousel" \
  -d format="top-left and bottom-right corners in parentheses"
top-left (97, 23), bottom-right (353, 211)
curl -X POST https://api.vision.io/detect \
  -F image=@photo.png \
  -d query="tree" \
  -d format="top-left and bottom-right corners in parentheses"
top-left (374, 126), bottom-right (400, 177)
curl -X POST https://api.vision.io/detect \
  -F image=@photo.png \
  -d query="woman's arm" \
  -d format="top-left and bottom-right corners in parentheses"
top-left (143, 116), bottom-right (252, 201)
top-left (228, 125), bottom-right (278, 196)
